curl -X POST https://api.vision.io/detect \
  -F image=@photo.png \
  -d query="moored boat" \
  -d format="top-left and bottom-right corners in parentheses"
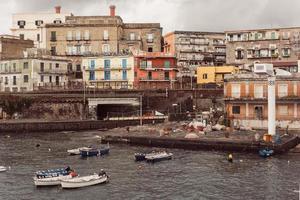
top-left (35, 166), bottom-right (71, 178)
top-left (67, 147), bottom-right (92, 155)
top-left (61, 173), bottom-right (109, 189)
top-left (80, 144), bottom-right (110, 157)
top-left (259, 149), bottom-right (274, 158)
top-left (0, 166), bottom-right (7, 172)
top-left (34, 174), bottom-right (73, 186)
top-left (134, 151), bottom-right (160, 161)
top-left (145, 152), bottom-right (173, 163)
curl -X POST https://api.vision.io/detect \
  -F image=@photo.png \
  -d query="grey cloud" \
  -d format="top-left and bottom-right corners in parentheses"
top-left (1, 0), bottom-right (300, 35)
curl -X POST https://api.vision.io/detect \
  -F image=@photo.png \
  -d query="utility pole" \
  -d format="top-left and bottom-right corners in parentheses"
top-left (140, 95), bottom-right (143, 126)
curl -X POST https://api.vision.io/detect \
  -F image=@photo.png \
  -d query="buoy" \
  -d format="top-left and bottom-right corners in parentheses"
top-left (288, 160), bottom-right (290, 164)
top-left (227, 154), bottom-right (233, 163)
top-left (48, 148), bottom-right (51, 152)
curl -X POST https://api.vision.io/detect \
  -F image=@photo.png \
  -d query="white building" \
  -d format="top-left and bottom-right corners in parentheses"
top-left (0, 54), bottom-right (71, 92)
top-left (10, 6), bottom-right (71, 49)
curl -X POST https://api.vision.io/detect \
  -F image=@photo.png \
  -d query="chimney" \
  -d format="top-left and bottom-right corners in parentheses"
top-left (109, 5), bottom-right (116, 17)
top-left (55, 6), bottom-right (61, 14)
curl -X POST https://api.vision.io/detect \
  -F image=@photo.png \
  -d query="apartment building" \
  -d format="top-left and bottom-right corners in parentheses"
top-left (197, 66), bottom-right (239, 85)
top-left (164, 31), bottom-right (226, 68)
top-left (10, 6), bottom-right (71, 48)
top-left (134, 52), bottom-right (178, 89)
top-left (82, 54), bottom-right (134, 89)
top-left (0, 51), bottom-right (71, 92)
top-left (225, 27), bottom-right (300, 70)
top-left (0, 35), bottom-right (34, 60)
top-left (224, 73), bottom-right (300, 129)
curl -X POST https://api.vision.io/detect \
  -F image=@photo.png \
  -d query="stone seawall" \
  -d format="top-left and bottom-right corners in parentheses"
top-left (0, 119), bottom-right (165, 133)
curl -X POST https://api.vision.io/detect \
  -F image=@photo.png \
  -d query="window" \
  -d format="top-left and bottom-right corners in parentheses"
top-left (40, 75), bottom-right (44, 82)
top-left (49, 76), bottom-right (52, 83)
top-left (76, 64), bottom-right (81, 71)
top-left (51, 46), bottom-right (56, 56)
top-left (23, 75), bottom-right (29, 83)
top-left (140, 61), bottom-right (147, 69)
top-left (147, 33), bottom-right (153, 43)
top-left (67, 31), bottom-right (72, 40)
top-left (55, 76), bottom-right (59, 86)
top-left (13, 63), bottom-right (16, 72)
top-left (50, 31), bottom-right (56, 41)
top-left (67, 45), bottom-right (73, 55)
top-left (122, 59), bottom-right (127, 69)
top-left (102, 44), bottom-right (110, 53)
top-left (103, 30), bottom-right (109, 40)
top-left (54, 20), bottom-right (62, 24)
top-left (104, 71), bottom-right (110, 80)
top-left (55, 63), bottom-right (59, 68)
top-left (89, 71), bottom-right (95, 80)
top-left (122, 70), bottom-right (127, 80)
top-left (4, 77), bottom-right (8, 85)
top-left (148, 47), bottom-right (153, 52)
top-left (49, 63), bottom-right (52, 70)
top-left (164, 61), bottom-right (170, 68)
top-left (203, 73), bottom-right (208, 79)
top-left (90, 60), bottom-right (95, 70)
top-left (232, 106), bottom-right (240, 114)
top-left (254, 84), bottom-right (264, 98)
top-left (130, 33), bottom-right (135, 40)
top-left (40, 62), bottom-right (44, 72)
top-left (164, 72), bottom-right (170, 80)
top-left (104, 60), bottom-right (110, 69)
top-left (232, 84), bottom-right (240, 98)
top-left (35, 20), bottom-right (43, 26)
top-left (13, 76), bottom-right (16, 85)
top-left (23, 62), bottom-right (28, 69)
top-left (75, 31), bottom-right (81, 40)
top-left (254, 106), bottom-right (263, 119)
top-left (84, 30), bottom-right (90, 40)
top-left (37, 34), bottom-right (40, 42)
top-left (278, 105), bottom-right (288, 115)
top-left (17, 20), bottom-right (26, 28)
top-left (19, 34), bottom-right (24, 40)
top-left (282, 48), bottom-right (290, 57)
top-left (134, 71), bottom-right (137, 77)
top-left (76, 45), bottom-right (81, 55)
top-left (148, 72), bottom-right (152, 80)
top-left (278, 84), bottom-right (288, 97)
top-left (235, 50), bottom-right (244, 59)
top-left (147, 61), bottom-right (152, 68)
top-left (271, 32), bottom-right (276, 39)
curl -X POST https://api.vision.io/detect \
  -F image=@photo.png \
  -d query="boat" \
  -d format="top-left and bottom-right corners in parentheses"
top-left (67, 147), bottom-right (92, 155)
top-left (259, 149), bottom-right (274, 158)
top-left (61, 174), bottom-right (108, 189)
top-left (34, 174), bottom-right (73, 186)
top-left (134, 151), bottom-right (160, 161)
top-left (0, 166), bottom-right (7, 172)
top-left (145, 151), bottom-right (173, 163)
top-left (35, 166), bottom-right (71, 178)
top-left (80, 144), bottom-right (110, 157)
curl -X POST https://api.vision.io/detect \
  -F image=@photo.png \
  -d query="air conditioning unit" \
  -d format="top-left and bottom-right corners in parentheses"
top-left (254, 63), bottom-right (273, 75)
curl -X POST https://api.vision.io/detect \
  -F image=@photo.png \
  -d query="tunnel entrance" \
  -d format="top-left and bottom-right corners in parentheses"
top-left (96, 104), bottom-right (138, 120)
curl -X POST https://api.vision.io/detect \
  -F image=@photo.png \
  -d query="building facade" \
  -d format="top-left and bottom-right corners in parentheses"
top-left (0, 56), bottom-right (70, 92)
top-left (164, 31), bottom-right (226, 68)
top-left (82, 54), bottom-right (134, 89)
top-left (134, 52), bottom-right (178, 89)
top-left (10, 6), bottom-right (71, 48)
top-left (0, 35), bottom-right (34, 60)
top-left (197, 65), bottom-right (239, 85)
top-left (224, 73), bottom-right (300, 129)
top-left (225, 27), bottom-right (300, 69)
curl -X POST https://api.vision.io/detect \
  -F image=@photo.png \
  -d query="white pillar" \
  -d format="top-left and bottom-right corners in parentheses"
top-left (268, 76), bottom-right (276, 136)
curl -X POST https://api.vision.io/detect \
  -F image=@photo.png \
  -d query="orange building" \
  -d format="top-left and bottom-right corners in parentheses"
top-left (224, 73), bottom-right (300, 129)
top-left (134, 52), bottom-right (178, 89)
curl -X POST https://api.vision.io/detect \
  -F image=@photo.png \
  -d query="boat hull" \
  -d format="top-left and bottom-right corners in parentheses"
top-left (0, 166), bottom-right (7, 172)
top-left (68, 147), bottom-right (91, 155)
top-left (145, 153), bottom-right (173, 163)
top-left (61, 175), bottom-right (108, 189)
top-left (135, 154), bottom-right (146, 161)
top-left (34, 175), bottom-right (72, 186)
top-left (80, 147), bottom-right (109, 157)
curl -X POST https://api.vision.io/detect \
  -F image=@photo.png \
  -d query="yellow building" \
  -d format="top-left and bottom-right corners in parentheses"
top-left (82, 54), bottom-right (134, 89)
top-left (197, 66), bottom-right (239, 84)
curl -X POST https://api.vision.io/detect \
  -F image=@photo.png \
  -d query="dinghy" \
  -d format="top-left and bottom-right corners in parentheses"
top-left (67, 147), bottom-right (92, 155)
top-left (0, 166), bottom-right (7, 172)
top-left (145, 151), bottom-right (173, 163)
top-left (61, 173), bottom-right (108, 189)
top-left (80, 144), bottom-right (110, 157)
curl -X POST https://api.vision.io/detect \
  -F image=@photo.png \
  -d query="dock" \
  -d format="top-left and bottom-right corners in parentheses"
top-left (102, 134), bottom-right (300, 154)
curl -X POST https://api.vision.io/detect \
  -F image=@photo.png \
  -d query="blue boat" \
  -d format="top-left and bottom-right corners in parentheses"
top-left (259, 149), bottom-right (274, 158)
top-left (35, 166), bottom-right (71, 178)
top-left (80, 144), bottom-right (110, 157)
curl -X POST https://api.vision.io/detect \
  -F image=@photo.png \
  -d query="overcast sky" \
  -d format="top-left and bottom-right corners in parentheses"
top-left (1, 0), bottom-right (300, 35)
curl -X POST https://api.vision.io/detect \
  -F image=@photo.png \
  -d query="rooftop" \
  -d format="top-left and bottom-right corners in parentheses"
top-left (225, 26), bottom-right (300, 34)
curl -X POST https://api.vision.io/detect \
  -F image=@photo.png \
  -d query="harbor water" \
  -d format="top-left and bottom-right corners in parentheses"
top-left (0, 131), bottom-right (299, 200)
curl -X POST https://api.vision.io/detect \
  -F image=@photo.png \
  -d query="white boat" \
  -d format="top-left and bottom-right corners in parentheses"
top-left (0, 166), bottom-right (7, 172)
top-left (34, 174), bottom-right (73, 186)
top-left (145, 152), bottom-right (173, 163)
top-left (61, 174), bottom-right (108, 189)
top-left (67, 147), bottom-right (92, 155)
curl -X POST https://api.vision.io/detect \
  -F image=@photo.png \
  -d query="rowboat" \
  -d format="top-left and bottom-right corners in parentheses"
top-left (0, 166), bottom-right (7, 172)
top-left (259, 149), bottom-right (274, 158)
top-left (80, 144), bottom-right (110, 157)
top-left (145, 152), bottom-right (173, 163)
top-left (67, 147), bottom-right (92, 155)
top-left (34, 174), bottom-right (73, 186)
top-left (61, 174), bottom-right (108, 189)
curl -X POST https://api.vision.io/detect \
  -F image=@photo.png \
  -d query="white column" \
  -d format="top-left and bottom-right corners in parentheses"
top-left (268, 76), bottom-right (276, 136)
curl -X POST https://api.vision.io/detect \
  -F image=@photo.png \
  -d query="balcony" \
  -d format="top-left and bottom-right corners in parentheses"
top-left (85, 65), bottom-right (132, 71)
top-left (50, 37), bottom-right (57, 42)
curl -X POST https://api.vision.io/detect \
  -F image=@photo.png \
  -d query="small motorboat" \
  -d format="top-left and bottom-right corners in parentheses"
top-left (67, 147), bottom-right (92, 155)
top-left (34, 174), bottom-right (73, 186)
top-left (61, 173), bottom-right (109, 189)
top-left (35, 166), bottom-right (72, 178)
top-left (0, 166), bottom-right (7, 172)
top-left (134, 151), bottom-right (160, 162)
top-left (80, 144), bottom-right (110, 157)
top-left (145, 151), bottom-right (173, 163)
top-left (259, 149), bottom-right (274, 158)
